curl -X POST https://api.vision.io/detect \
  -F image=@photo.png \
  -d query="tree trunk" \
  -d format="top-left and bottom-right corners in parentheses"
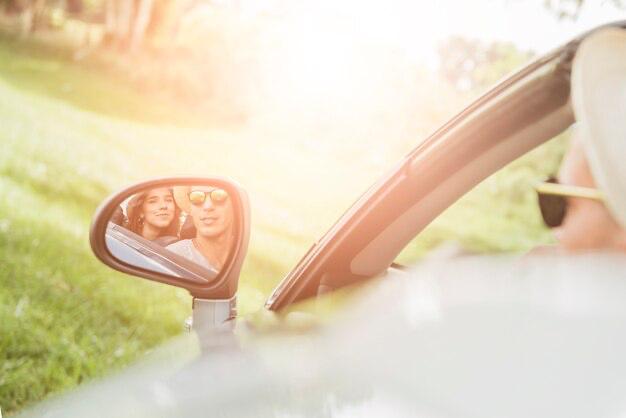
top-left (146, 0), bottom-right (196, 49)
top-left (104, 0), bottom-right (116, 34)
top-left (102, 0), bottom-right (188, 53)
top-left (115, 0), bottom-right (135, 49)
top-left (30, 0), bottom-right (45, 32)
top-left (129, 0), bottom-right (154, 52)
top-left (17, 0), bottom-right (45, 37)
top-left (18, 6), bottom-right (33, 37)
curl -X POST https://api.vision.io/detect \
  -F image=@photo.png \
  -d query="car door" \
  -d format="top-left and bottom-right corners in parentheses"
top-left (264, 22), bottom-right (618, 311)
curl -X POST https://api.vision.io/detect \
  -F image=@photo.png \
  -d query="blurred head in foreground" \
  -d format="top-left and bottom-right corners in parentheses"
top-left (550, 28), bottom-right (626, 252)
top-left (552, 134), bottom-right (626, 251)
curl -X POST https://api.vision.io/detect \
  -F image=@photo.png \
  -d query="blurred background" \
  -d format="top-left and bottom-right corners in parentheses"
top-left (1, 0), bottom-right (625, 413)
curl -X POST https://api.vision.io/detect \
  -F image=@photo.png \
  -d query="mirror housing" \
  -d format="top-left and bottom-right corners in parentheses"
top-left (90, 177), bottom-right (250, 300)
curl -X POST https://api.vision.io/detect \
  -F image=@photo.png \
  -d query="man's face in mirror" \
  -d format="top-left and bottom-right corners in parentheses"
top-left (189, 187), bottom-right (233, 239)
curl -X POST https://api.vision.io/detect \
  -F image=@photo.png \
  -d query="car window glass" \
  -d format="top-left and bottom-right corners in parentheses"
top-left (395, 132), bottom-right (570, 266)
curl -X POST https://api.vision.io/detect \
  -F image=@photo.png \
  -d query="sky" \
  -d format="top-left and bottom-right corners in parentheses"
top-left (232, 0), bottom-right (626, 135)
top-left (269, 0), bottom-right (626, 62)
top-left (439, 0), bottom-right (626, 52)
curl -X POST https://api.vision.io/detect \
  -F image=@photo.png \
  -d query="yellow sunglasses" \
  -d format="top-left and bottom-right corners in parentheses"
top-left (188, 189), bottom-right (229, 206)
top-left (534, 177), bottom-right (605, 227)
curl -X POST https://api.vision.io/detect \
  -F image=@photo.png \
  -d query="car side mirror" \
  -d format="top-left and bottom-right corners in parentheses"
top-left (89, 177), bottom-right (250, 328)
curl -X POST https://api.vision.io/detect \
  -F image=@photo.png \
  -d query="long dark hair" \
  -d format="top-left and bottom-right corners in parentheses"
top-left (126, 188), bottom-right (180, 239)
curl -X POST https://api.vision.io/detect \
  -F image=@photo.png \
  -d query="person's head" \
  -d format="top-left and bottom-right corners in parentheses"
top-left (127, 187), bottom-right (180, 239)
top-left (549, 132), bottom-right (626, 251)
top-left (174, 186), bottom-right (234, 240)
top-left (534, 27), bottom-right (626, 252)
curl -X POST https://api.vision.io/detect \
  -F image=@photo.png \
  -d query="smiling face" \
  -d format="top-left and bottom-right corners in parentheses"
top-left (189, 187), bottom-right (234, 239)
top-left (141, 188), bottom-right (176, 230)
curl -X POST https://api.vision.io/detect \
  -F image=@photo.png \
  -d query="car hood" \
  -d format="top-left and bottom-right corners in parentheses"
top-left (19, 252), bottom-right (626, 418)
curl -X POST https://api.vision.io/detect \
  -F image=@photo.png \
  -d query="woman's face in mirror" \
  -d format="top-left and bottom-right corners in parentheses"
top-left (142, 188), bottom-right (176, 229)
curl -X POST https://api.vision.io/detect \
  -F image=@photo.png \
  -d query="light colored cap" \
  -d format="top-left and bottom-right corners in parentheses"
top-left (571, 27), bottom-right (626, 228)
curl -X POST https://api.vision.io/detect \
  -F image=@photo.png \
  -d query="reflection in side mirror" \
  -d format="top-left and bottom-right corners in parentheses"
top-left (109, 185), bottom-right (233, 280)
top-left (106, 222), bottom-right (218, 283)
top-left (90, 178), bottom-right (250, 301)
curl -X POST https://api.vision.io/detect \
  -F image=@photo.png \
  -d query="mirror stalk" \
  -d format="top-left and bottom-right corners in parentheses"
top-left (190, 296), bottom-right (237, 334)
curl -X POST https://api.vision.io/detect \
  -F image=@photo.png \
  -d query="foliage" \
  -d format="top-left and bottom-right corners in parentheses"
top-left (438, 37), bottom-right (534, 92)
top-left (397, 134), bottom-right (568, 264)
top-left (544, 0), bottom-right (626, 19)
top-left (0, 35), bottom-right (212, 126)
top-left (402, 39), bottom-right (567, 264)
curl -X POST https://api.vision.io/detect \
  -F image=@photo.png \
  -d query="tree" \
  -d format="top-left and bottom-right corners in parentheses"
top-left (103, 0), bottom-right (154, 52)
top-left (438, 38), bottom-right (533, 92)
top-left (544, 0), bottom-right (625, 20)
top-left (102, 0), bottom-right (198, 53)
top-left (3, 0), bottom-right (47, 36)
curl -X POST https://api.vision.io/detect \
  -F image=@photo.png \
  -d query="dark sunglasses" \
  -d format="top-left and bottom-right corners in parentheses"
top-left (188, 189), bottom-right (229, 206)
top-left (535, 177), bottom-right (604, 228)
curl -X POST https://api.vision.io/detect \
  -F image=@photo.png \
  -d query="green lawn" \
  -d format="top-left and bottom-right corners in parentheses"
top-left (0, 35), bottom-right (565, 414)
top-left (0, 35), bottom-right (208, 127)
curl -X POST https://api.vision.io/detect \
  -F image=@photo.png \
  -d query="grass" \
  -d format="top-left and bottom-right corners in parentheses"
top-left (0, 178), bottom-right (189, 410)
top-left (0, 79), bottom-right (191, 412)
top-left (0, 33), bottom-right (217, 128)
top-left (0, 34), bottom-right (565, 414)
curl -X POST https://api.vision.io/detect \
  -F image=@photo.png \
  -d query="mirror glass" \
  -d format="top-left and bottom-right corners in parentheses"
top-left (105, 183), bottom-right (235, 283)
